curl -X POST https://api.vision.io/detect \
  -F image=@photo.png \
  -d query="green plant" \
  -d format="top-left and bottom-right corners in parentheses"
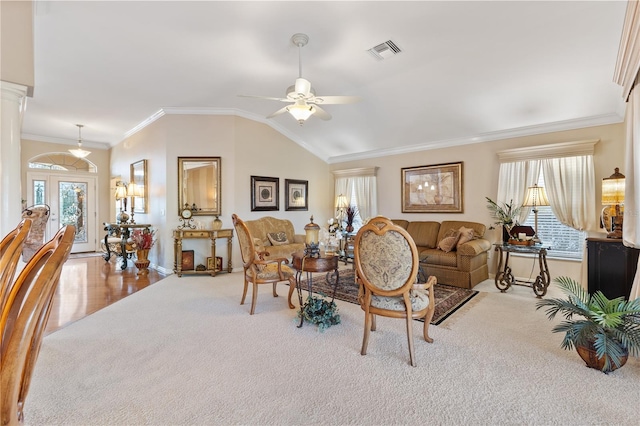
top-left (485, 197), bottom-right (521, 230)
top-left (345, 205), bottom-right (358, 228)
top-left (536, 276), bottom-right (640, 373)
top-left (298, 295), bottom-right (341, 331)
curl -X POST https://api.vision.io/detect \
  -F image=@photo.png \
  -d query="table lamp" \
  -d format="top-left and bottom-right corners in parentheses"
top-left (522, 184), bottom-right (549, 241)
top-left (602, 167), bottom-right (625, 239)
top-left (114, 182), bottom-right (129, 224)
top-left (335, 194), bottom-right (348, 231)
top-left (304, 216), bottom-right (320, 258)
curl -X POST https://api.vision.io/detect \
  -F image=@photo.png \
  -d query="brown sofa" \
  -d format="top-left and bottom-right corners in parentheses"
top-left (392, 219), bottom-right (491, 289)
top-left (244, 216), bottom-right (305, 260)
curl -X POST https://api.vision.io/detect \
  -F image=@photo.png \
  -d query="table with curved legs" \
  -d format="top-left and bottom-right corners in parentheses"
top-left (291, 253), bottom-right (339, 328)
top-left (494, 243), bottom-right (550, 298)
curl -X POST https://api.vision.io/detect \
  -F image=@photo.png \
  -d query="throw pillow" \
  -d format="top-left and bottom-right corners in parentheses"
top-left (437, 229), bottom-right (461, 253)
top-left (267, 231), bottom-right (290, 246)
top-left (457, 226), bottom-right (476, 248)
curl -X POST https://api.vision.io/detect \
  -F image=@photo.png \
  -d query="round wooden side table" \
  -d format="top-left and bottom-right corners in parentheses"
top-left (291, 252), bottom-right (339, 328)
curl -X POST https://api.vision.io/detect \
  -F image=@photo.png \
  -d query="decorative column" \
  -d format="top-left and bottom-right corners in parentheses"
top-left (0, 81), bottom-right (28, 236)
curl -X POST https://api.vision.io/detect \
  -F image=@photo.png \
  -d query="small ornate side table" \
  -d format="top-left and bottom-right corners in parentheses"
top-left (494, 243), bottom-right (551, 298)
top-left (291, 252), bottom-right (339, 328)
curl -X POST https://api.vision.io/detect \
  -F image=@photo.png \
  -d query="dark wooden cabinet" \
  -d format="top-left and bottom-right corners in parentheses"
top-left (587, 238), bottom-right (639, 300)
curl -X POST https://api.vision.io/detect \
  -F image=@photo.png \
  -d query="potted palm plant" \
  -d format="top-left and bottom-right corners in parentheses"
top-left (536, 276), bottom-right (640, 373)
top-left (485, 197), bottom-right (521, 243)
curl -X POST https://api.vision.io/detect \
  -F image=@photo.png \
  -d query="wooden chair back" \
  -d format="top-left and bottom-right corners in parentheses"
top-left (1, 225), bottom-right (75, 425)
top-left (354, 216), bottom-right (419, 298)
top-left (232, 214), bottom-right (257, 269)
top-left (0, 219), bottom-right (32, 314)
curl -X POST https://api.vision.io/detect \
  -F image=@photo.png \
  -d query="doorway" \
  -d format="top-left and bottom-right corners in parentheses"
top-left (26, 171), bottom-right (98, 253)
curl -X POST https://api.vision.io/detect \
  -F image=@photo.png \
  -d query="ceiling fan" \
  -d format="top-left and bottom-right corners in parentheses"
top-left (239, 33), bottom-right (360, 125)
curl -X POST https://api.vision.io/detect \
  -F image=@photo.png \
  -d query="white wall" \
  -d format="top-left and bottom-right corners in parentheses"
top-left (330, 122), bottom-right (626, 283)
top-left (110, 114), bottom-right (332, 272)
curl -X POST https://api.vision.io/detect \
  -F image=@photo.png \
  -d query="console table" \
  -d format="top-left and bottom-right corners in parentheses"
top-left (103, 223), bottom-right (152, 270)
top-left (291, 252), bottom-right (339, 328)
top-left (173, 229), bottom-right (233, 277)
top-left (494, 243), bottom-right (550, 298)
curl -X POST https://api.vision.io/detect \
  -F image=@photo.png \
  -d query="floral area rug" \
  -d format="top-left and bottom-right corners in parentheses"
top-left (299, 268), bottom-right (478, 325)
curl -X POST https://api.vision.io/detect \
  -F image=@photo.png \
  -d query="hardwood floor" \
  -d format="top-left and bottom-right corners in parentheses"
top-left (45, 254), bottom-right (167, 335)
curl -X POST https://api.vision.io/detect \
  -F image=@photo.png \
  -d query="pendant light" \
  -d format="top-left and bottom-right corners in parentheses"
top-left (69, 124), bottom-right (91, 158)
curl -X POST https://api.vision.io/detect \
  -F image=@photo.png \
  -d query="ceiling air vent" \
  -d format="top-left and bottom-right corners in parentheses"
top-left (367, 40), bottom-right (402, 60)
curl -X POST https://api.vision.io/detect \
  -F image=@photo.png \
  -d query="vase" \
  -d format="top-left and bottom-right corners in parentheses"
top-left (135, 249), bottom-right (151, 276)
top-left (212, 216), bottom-right (223, 230)
top-left (346, 224), bottom-right (354, 233)
top-left (502, 225), bottom-right (511, 244)
top-left (576, 341), bottom-right (628, 373)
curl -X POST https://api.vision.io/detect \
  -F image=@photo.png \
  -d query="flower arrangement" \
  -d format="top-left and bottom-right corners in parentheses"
top-left (327, 217), bottom-right (340, 234)
top-left (131, 228), bottom-right (156, 250)
top-left (345, 205), bottom-right (358, 231)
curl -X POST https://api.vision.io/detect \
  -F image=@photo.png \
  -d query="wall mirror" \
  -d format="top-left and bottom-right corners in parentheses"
top-left (130, 159), bottom-right (148, 213)
top-left (178, 156), bottom-right (221, 216)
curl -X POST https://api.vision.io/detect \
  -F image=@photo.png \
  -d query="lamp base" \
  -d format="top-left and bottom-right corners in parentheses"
top-left (304, 242), bottom-right (320, 258)
top-left (606, 216), bottom-right (623, 239)
top-left (116, 210), bottom-right (130, 224)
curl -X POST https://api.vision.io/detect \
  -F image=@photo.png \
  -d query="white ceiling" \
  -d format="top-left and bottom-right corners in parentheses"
top-left (22, 1), bottom-right (628, 163)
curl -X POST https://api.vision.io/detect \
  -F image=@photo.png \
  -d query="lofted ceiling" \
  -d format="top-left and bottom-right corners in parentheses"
top-left (21, 1), bottom-right (628, 163)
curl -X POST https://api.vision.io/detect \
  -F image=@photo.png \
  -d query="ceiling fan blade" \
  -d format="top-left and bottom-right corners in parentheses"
top-left (266, 106), bottom-right (289, 119)
top-left (311, 95), bottom-right (361, 105)
top-left (238, 94), bottom-right (289, 102)
top-left (312, 105), bottom-right (332, 121)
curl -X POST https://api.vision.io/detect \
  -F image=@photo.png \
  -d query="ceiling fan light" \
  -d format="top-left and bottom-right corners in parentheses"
top-left (287, 103), bottom-right (315, 125)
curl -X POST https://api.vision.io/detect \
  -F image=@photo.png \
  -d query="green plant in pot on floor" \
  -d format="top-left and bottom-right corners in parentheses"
top-left (298, 295), bottom-right (341, 331)
top-left (536, 276), bottom-right (640, 373)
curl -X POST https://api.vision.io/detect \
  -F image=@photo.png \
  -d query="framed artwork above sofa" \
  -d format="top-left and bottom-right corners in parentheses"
top-left (401, 162), bottom-right (463, 213)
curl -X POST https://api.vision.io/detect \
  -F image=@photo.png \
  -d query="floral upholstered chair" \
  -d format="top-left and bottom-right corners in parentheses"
top-left (232, 214), bottom-right (296, 315)
top-left (354, 216), bottom-right (436, 367)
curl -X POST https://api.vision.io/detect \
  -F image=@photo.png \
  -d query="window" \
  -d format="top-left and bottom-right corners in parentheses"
top-left (521, 175), bottom-right (585, 259)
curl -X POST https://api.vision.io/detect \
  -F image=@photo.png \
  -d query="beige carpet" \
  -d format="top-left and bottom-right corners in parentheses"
top-left (26, 273), bottom-right (640, 425)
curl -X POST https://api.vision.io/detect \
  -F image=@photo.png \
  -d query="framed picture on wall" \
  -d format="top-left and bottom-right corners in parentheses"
top-left (401, 162), bottom-right (463, 213)
top-left (251, 176), bottom-right (279, 211)
top-left (284, 179), bottom-right (308, 211)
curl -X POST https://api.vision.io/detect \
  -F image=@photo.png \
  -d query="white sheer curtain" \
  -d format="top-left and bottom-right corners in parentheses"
top-left (497, 160), bottom-right (540, 224)
top-left (625, 87), bottom-right (640, 300)
top-left (352, 176), bottom-right (377, 221)
top-left (541, 155), bottom-right (595, 231)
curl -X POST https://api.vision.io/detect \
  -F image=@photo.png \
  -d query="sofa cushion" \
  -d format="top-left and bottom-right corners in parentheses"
top-left (437, 229), bottom-right (460, 253)
top-left (456, 226), bottom-right (476, 248)
top-left (419, 248), bottom-right (457, 267)
top-left (438, 221), bottom-right (486, 243)
top-left (267, 231), bottom-right (289, 246)
top-left (406, 221), bottom-right (440, 249)
top-left (391, 219), bottom-right (409, 230)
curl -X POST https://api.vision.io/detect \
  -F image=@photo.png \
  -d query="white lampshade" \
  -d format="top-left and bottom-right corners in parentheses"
top-left (126, 183), bottom-right (142, 197)
top-left (335, 194), bottom-right (348, 209)
top-left (114, 185), bottom-right (127, 200)
top-left (522, 184), bottom-right (550, 208)
top-left (602, 167), bottom-right (625, 205)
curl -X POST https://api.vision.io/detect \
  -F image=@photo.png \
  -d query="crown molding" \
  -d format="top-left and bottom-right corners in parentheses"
top-left (20, 133), bottom-right (110, 150)
top-left (327, 113), bottom-right (623, 164)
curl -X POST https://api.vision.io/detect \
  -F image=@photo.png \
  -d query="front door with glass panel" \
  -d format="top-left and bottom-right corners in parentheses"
top-left (27, 172), bottom-right (97, 253)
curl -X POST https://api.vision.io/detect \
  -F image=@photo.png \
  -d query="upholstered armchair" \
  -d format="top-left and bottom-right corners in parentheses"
top-left (232, 214), bottom-right (296, 315)
top-left (354, 216), bottom-right (436, 366)
top-left (21, 204), bottom-right (51, 263)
